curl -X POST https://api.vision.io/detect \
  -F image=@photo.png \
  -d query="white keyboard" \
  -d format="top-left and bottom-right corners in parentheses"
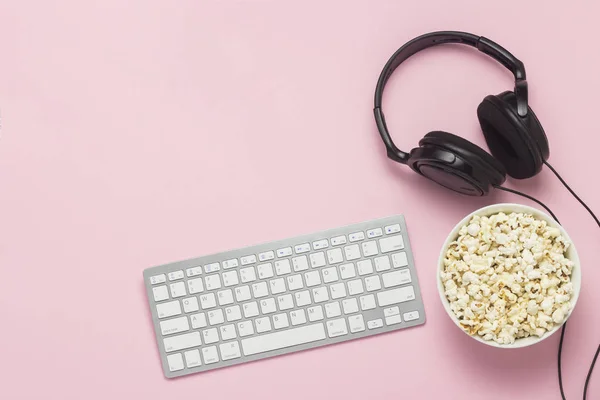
top-left (143, 215), bottom-right (426, 378)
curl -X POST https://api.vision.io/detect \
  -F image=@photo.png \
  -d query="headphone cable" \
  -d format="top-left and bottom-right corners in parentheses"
top-left (493, 162), bottom-right (600, 400)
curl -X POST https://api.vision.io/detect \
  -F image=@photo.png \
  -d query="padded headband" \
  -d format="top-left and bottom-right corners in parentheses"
top-left (373, 31), bottom-right (528, 164)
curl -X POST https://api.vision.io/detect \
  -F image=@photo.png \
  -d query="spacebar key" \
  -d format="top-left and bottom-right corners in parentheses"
top-left (241, 323), bottom-right (326, 356)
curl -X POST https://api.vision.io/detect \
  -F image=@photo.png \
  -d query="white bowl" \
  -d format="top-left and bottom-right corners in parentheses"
top-left (437, 203), bottom-right (581, 348)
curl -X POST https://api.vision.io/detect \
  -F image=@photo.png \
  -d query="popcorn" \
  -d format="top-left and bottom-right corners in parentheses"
top-left (442, 211), bottom-right (574, 344)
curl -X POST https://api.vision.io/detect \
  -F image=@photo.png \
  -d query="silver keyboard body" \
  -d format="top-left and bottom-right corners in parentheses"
top-left (143, 215), bottom-right (426, 378)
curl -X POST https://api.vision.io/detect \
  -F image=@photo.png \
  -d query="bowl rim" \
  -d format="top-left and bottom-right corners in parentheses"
top-left (437, 202), bottom-right (582, 348)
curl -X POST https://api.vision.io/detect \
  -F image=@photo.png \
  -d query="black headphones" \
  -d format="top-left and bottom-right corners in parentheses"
top-left (373, 31), bottom-right (550, 196)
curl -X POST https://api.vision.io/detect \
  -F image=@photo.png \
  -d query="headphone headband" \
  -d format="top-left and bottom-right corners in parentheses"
top-left (373, 31), bottom-right (528, 164)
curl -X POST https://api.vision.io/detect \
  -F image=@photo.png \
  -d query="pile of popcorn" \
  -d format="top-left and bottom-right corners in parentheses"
top-left (441, 211), bottom-right (575, 344)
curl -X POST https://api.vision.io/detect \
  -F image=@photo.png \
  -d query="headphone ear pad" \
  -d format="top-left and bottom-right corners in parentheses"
top-left (477, 91), bottom-right (549, 179)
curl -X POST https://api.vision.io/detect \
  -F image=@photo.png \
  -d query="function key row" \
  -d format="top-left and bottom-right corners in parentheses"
top-left (149, 224), bottom-right (402, 285)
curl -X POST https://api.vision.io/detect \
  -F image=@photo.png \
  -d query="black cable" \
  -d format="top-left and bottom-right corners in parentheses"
top-left (493, 185), bottom-right (559, 222)
top-left (494, 184), bottom-right (567, 400)
top-left (494, 167), bottom-right (600, 400)
top-left (544, 160), bottom-right (600, 400)
top-left (544, 161), bottom-right (600, 228)
top-left (584, 346), bottom-right (600, 400)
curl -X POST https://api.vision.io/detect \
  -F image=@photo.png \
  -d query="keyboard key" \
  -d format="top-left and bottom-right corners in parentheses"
top-left (222, 259), bottom-right (238, 269)
top-left (379, 235), bottom-right (404, 253)
top-left (339, 263), bottom-right (356, 279)
top-left (326, 318), bottom-right (348, 337)
top-left (295, 290), bottom-right (311, 307)
top-left (376, 286), bottom-right (416, 306)
top-left (327, 248), bottom-right (344, 264)
top-left (160, 316), bottom-right (190, 335)
top-left (241, 323), bottom-right (327, 356)
top-left (277, 247), bottom-right (293, 257)
top-left (385, 224), bottom-right (401, 234)
top-left (286, 274), bottom-right (303, 290)
top-left (202, 346), bottom-right (219, 364)
top-left (382, 269), bottom-right (411, 288)
top-left (349, 232), bottom-right (365, 242)
top-left (322, 267), bottom-right (339, 283)
top-left (344, 244), bottom-right (361, 261)
top-left (190, 313), bottom-right (207, 329)
top-left (243, 301), bottom-right (259, 318)
top-left (167, 353), bottom-right (184, 371)
top-left (222, 271), bottom-right (239, 287)
top-left (385, 315), bottom-right (402, 325)
top-left (275, 259), bottom-right (292, 275)
top-left (330, 282), bottom-right (346, 299)
top-left (226, 305), bottom-right (242, 321)
top-left (305, 270), bottom-right (321, 287)
top-left (184, 349), bottom-right (201, 368)
top-left (273, 313), bottom-right (289, 329)
top-left (217, 289), bottom-right (234, 306)
top-left (290, 309), bottom-right (307, 325)
top-left (255, 317), bottom-right (272, 333)
top-left (312, 239), bottom-right (329, 250)
top-left (384, 306), bottom-right (400, 317)
top-left (357, 260), bottom-right (374, 276)
top-left (153, 286), bottom-right (169, 302)
top-left (163, 331), bottom-right (201, 352)
top-left (307, 305), bottom-right (324, 321)
top-left (260, 298), bottom-right (277, 314)
top-left (295, 243), bottom-right (311, 254)
top-left (182, 297), bottom-right (199, 313)
top-left (367, 319), bottom-right (383, 329)
top-left (374, 256), bottom-right (391, 272)
top-left (331, 235), bottom-right (347, 246)
top-left (348, 315), bottom-right (365, 333)
top-left (168, 270), bottom-right (184, 281)
top-left (252, 282), bottom-right (269, 298)
top-left (237, 321), bottom-right (254, 337)
top-left (187, 278), bottom-right (204, 294)
top-left (362, 241), bottom-right (378, 257)
top-left (235, 286), bottom-right (251, 302)
top-left (360, 294), bottom-right (376, 310)
top-left (241, 255), bottom-right (257, 265)
top-left (347, 279), bottom-right (364, 296)
top-left (367, 228), bottom-right (383, 239)
top-left (204, 263), bottom-right (220, 273)
top-left (310, 252), bottom-right (326, 268)
top-left (269, 278), bottom-right (286, 295)
top-left (325, 301), bottom-right (341, 318)
top-left (257, 263), bottom-right (274, 279)
top-left (186, 267), bottom-right (202, 277)
top-left (208, 309), bottom-right (224, 325)
top-left (277, 294), bottom-right (294, 310)
top-left (365, 276), bottom-right (381, 292)
top-left (220, 341), bottom-right (241, 360)
top-left (239, 267), bottom-right (257, 283)
top-left (312, 287), bottom-right (329, 303)
top-left (342, 298), bottom-right (359, 314)
top-left (392, 252), bottom-right (408, 268)
top-left (220, 324), bottom-right (236, 340)
top-left (403, 311), bottom-right (420, 321)
top-left (157, 301), bottom-right (182, 319)
top-left (170, 282), bottom-right (186, 298)
top-left (258, 251), bottom-right (275, 262)
top-left (292, 256), bottom-right (309, 272)
top-left (202, 328), bottom-right (219, 344)
top-left (204, 275), bottom-right (221, 290)
top-left (150, 274), bottom-right (166, 285)
top-left (200, 293), bottom-right (217, 309)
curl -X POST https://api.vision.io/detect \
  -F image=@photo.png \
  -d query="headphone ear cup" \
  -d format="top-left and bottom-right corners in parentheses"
top-left (419, 131), bottom-right (506, 186)
top-left (477, 91), bottom-right (549, 179)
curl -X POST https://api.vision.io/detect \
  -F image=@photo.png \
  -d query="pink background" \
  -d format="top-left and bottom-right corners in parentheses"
top-left (1, 1), bottom-right (599, 399)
